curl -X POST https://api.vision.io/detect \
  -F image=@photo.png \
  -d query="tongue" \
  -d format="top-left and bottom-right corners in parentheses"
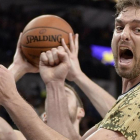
top-left (120, 57), bottom-right (132, 63)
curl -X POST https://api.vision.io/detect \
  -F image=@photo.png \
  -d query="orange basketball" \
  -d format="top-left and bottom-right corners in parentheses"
top-left (20, 15), bottom-right (74, 67)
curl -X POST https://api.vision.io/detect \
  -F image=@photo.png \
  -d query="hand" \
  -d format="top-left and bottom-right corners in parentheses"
top-left (0, 65), bottom-right (18, 105)
top-left (39, 46), bottom-right (70, 84)
top-left (62, 33), bottom-right (82, 81)
top-left (8, 33), bottom-right (39, 81)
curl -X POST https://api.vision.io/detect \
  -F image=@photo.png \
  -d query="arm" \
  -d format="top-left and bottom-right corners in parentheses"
top-left (63, 33), bottom-right (116, 117)
top-left (73, 72), bottom-right (116, 118)
top-left (39, 47), bottom-right (80, 140)
top-left (81, 126), bottom-right (97, 140)
top-left (8, 33), bottom-right (39, 82)
top-left (0, 117), bottom-right (18, 140)
top-left (14, 130), bottom-right (27, 140)
top-left (0, 65), bottom-right (69, 140)
top-left (85, 128), bottom-right (127, 140)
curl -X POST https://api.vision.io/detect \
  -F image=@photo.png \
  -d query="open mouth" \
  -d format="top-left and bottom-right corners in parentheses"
top-left (120, 47), bottom-right (133, 63)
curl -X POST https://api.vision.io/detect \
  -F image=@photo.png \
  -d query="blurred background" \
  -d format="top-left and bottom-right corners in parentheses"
top-left (0, 0), bottom-right (122, 136)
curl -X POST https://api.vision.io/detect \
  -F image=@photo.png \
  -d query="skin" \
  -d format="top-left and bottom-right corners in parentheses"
top-left (39, 48), bottom-right (81, 139)
top-left (0, 117), bottom-right (18, 140)
top-left (43, 86), bottom-right (85, 135)
top-left (65, 87), bottom-right (79, 124)
top-left (8, 33), bottom-right (39, 82)
top-left (14, 130), bottom-right (27, 140)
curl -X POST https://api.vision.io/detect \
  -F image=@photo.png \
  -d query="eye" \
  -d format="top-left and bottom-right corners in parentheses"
top-left (134, 28), bottom-right (140, 34)
top-left (115, 26), bottom-right (123, 32)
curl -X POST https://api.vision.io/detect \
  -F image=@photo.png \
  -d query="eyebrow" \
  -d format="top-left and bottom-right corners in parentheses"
top-left (115, 19), bottom-right (123, 24)
top-left (115, 19), bottom-right (140, 24)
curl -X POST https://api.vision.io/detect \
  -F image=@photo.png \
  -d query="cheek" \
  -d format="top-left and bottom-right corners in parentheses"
top-left (111, 33), bottom-right (119, 55)
top-left (67, 98), bottom-right (77, 111)
top-left (135, 42), bottom-right (140, 53)
top-left (131, 38), bottom-right (140, 60)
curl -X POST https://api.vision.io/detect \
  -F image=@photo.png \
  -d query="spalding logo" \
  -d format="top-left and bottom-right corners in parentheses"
top-left (26, 35), bottom-right (62, 44)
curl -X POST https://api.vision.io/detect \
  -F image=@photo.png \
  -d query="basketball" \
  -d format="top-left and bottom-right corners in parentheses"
top-left (20, 15), bottom-right (74, 67)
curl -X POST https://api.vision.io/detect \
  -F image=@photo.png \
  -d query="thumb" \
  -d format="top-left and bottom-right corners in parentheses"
top-left (16, 33), bottom-right (22, 51)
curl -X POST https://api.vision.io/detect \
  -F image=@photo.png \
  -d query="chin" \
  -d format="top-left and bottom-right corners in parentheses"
top-left (117, 68), bottom-right (140, 79)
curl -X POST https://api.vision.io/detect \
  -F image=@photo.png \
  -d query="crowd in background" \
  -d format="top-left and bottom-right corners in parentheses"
top-left (0, 1), bottom-right (118, 135)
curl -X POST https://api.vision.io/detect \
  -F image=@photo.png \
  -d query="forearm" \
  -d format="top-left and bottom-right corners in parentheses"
top-left (74, 71), bottom-right (116, 117)
top-left (46, 81), bottom-right (80, 140)
top-left (8, 63), bottom-right (26, 82)
top-left (2, 92), bottom-right (68, 140)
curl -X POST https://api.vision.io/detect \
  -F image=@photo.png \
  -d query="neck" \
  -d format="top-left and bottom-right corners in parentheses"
top-left (122, 75), bottom-right (140, 93)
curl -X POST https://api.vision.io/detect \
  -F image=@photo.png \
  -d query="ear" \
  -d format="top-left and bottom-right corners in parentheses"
top-left (77, 107), bottom-right (85, 120)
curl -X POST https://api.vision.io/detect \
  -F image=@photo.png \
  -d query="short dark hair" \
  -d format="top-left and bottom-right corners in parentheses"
top-left (65, 83), bottom-right (84, 109)
top-left (115, 0), bottom-right (140, 16)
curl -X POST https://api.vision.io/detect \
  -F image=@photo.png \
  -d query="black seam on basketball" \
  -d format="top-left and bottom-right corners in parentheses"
top-left (23, 27), bottom-right (73, 35)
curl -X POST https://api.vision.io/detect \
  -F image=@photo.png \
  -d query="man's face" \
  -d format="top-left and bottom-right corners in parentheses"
top-left (65, 87), bottom-right (79, 123)
top-left (112, 6), bottom-right (140, 79)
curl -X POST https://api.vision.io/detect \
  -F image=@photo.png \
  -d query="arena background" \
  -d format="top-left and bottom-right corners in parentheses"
top-left (0, 0), bottom-right (121, 136)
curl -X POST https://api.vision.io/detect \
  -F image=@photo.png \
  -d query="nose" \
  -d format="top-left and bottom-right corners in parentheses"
top-left (121, 26), bottom-right (130, 41)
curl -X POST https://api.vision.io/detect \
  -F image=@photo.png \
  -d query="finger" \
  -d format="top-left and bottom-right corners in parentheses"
top-left (52, 48), bottom-right (59, 65)
top-left (57, 46), bottom-right (70, 63)
top-left (40, 52), bottom-right (49, 65)
top-left (17, 33), bottom-right (22, 51)
top-left (0, 64), bottom-right (9, 70)
top-left (58, 51), bottom-right (70, 65)
top-left (57, 46), bottom-right (65, 52)
top-left (46, 50), bottom-right (54, 66)
top-left (0, 65), bottom-right (11, 76)
top-left (69, 33), bottom-right (75, 52)
top-left (61, 39), bottom-right (71, 56)
top-left (74, 33), bottom-right (79, 55)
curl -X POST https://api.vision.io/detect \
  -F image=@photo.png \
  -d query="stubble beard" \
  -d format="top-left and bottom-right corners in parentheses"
top-left (114, 57), bottom-right (140, 79)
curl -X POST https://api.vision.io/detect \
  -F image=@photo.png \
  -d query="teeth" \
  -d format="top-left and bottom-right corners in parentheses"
top-left (120, 47), bottom-right (129, 50)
